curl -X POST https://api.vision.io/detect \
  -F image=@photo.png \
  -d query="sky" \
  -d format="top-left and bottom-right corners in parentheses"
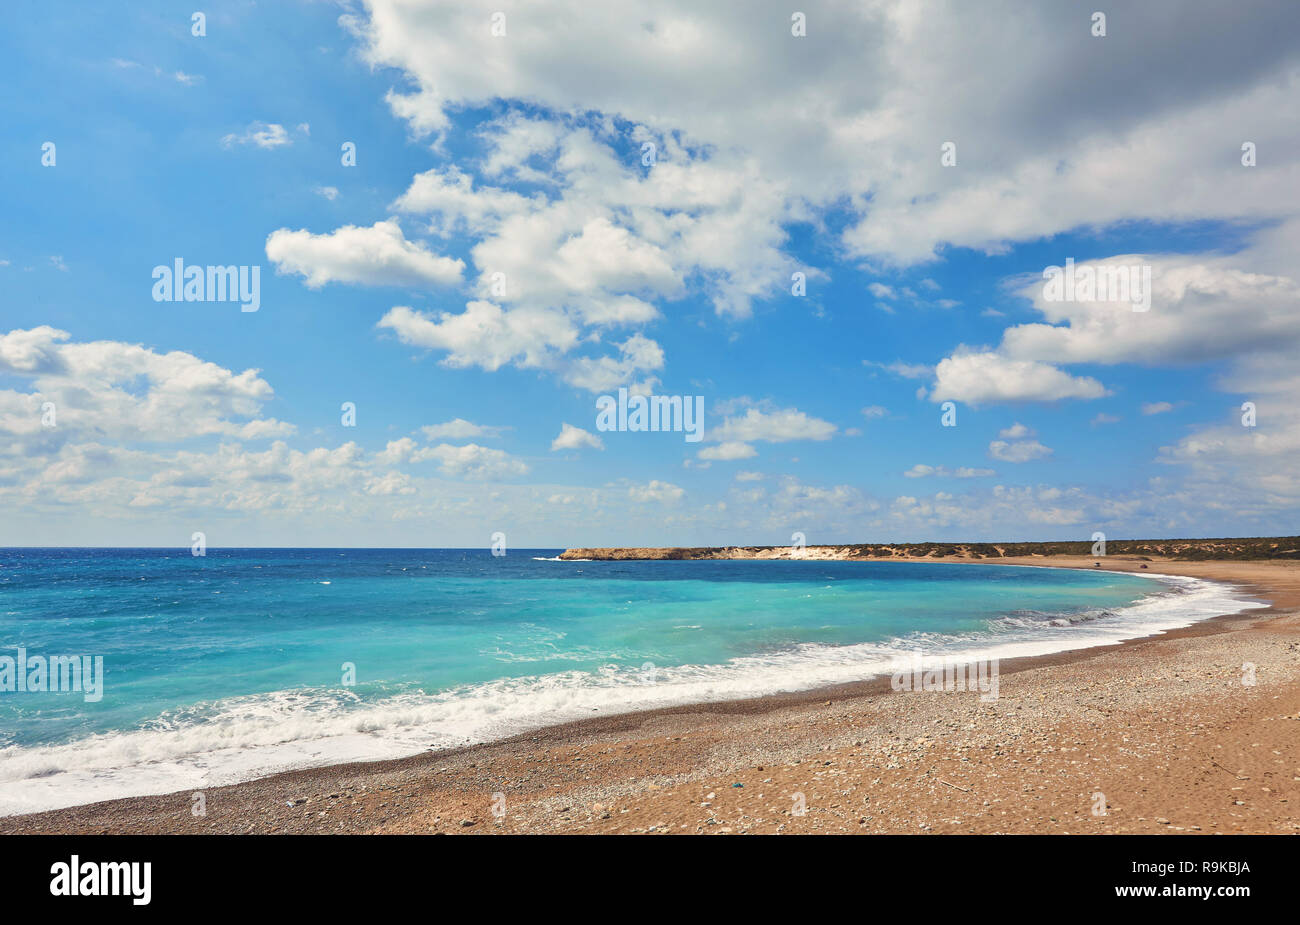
top-left (1, 0), bottom-right (1298, 548)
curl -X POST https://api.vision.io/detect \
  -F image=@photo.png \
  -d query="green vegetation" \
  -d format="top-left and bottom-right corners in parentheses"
top-left (739, 537), bottom-right (1300, 560)
top-left (835, 537), bottom-right (1300, 560)
top-left (564, 537), bottom-right (1300, 561)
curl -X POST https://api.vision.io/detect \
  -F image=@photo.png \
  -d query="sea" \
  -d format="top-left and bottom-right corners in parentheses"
top-left (0, 547), bottom-right (1266, 815)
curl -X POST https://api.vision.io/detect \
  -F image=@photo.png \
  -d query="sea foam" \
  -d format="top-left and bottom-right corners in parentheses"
top-left (0, 571), bottom-right (1263, 816)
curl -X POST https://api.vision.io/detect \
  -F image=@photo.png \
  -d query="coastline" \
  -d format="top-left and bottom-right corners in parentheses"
top-left (3, 554), bottom-right (1298, 834)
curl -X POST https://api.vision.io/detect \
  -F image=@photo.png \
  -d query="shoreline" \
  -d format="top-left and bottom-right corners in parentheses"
top-left (3, 555), bottom-right (1298, 834)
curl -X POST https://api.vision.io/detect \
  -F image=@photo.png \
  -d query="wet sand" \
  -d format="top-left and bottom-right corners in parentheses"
top-left (3, 556), bottom-right (1298, 835)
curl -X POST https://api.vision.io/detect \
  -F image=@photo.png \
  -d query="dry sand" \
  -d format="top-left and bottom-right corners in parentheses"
top-left (3, 556), bottom-right (1298, 835)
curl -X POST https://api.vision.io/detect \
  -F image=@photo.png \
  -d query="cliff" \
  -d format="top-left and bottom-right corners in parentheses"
top-left (558, 537), bottom-right (1300, 561)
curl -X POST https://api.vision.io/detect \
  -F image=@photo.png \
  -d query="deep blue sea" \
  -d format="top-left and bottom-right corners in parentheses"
top-left (0, 548), bottom-right (1263, 814)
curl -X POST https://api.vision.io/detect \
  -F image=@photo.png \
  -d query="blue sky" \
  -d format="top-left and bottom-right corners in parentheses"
top-left (2, 1), bottom-right (1298, 547)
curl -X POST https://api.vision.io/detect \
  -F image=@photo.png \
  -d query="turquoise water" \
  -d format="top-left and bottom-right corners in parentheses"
top-left (0, 548), bottom-right (1259, 814)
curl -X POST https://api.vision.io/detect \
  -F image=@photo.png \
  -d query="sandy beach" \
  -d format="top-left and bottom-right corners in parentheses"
top-left (3, 554), bottom-right (1297, 835)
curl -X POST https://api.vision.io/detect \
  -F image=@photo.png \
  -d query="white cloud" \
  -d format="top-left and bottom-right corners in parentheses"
top-left (351, 0), bottom-right (1300, 270)
top-left (1005, 257), bottom-right (1300, 368)
top-left (419, 443), bottom-right (528, 480)
top-left (988, 439), bottom-right (1053, 463)
top-left (865, 360), bottom-right (931, 379)
top-left (904, 464), bottom-right (996, 479)
top-left (378, 302), bottom-right (578, 372)
top-left (221, 121), bottom-right (291, 149)
top-left (551, 423), bottom-right (604, 451)
top-left (267, 220), bottom-right (465, 288)
top-left (421, 419), bottom-right (506, 440)
top-left (18, 2), bottom-right (1300, 543)
top-left (698, 441), bottom-right (756, 461)
top-left (333, 0), bottom-right (1300, 429)
top-left (998, 422), bottom-right (1034, 439)
top-left (479, 112), bottom-right (566, 180)
top-left (386, 115), bottom-right (792, 337)
top-left (1141, 401), bottom-right (1175, 415)
top-left (314, 185), bottom-right (340, 201)
top-left (392, 166), bottom-right (536, 236)
top-left (628, 479), bottom-right (684, 504)
top-left (1151, 355), bottom-right (1300, 511)
top-left (549, 217), bottom-right (683, 301)
top-left (0, 326), bottom-right (292, 446)
top-left (712, 406), bottom-right (835, 443)
top-left (561, 333), bottom-right (664, 393)
top-left (335, 0), bottom-right (1300, 489)
top-left (861, 405), bottom-right (888, 419)
top-left (929, 352), bottom-right (1108, 404)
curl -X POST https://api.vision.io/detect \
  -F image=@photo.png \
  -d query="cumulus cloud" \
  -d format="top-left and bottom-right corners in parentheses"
top-left (865, 360), bottom-right (931, 380)
top-left (698, 441), bottom-right (757, 461)
top-left (335, 0), bottom-right (1300, 458)
top-left (350, 0), bottom-right (1300, 267)
top-left (1004, 258), bottom-right (1300, 368)
top-left (904, 464), bottom-right (996, 478)
top-left (421, 419), bottom-right (506, 440)
top-left (0, 326), bottom-right (292, 446)
top-left (998, 422), bottom-right (1034, 439)
top-left (711, 405), bottom-right (836, 443)
top-left (267, 220), bottom-right (465, 288)
top-left (561, 333), bottom-right (664, 394)
top-left (0, 326), bottom-right (561, 544)
top-left (551, 423), bottom-right (604, 451)
top-left (988, 439), bottom-right (1053, 463)
top-left (919, 257), bottom-right (1300, 441)
top-left (1151, 356), bottom-right (1300, 512)
top-left (418, 442), bottom-right (528, 480)
top-left (15, 2), bottom-right (1300, 543)
top-left (377, 302), bottom-right (578, 371)
top-left (394, 120), bottom-right (790, 322)
top-left (929, 352), bottom-right (1108, 404)
top-left (221, 121), bottom-right (292, 149)
top-left (628, 479), bottom-right (684, 504)
top-left (927, 250), bottom-right (1300, 509)
top-left (393, 166), bottom-right (537, 236)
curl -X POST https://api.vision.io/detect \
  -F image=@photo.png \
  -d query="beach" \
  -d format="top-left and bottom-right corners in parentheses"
top-left (3, 554), bottom-right (1297, 835)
